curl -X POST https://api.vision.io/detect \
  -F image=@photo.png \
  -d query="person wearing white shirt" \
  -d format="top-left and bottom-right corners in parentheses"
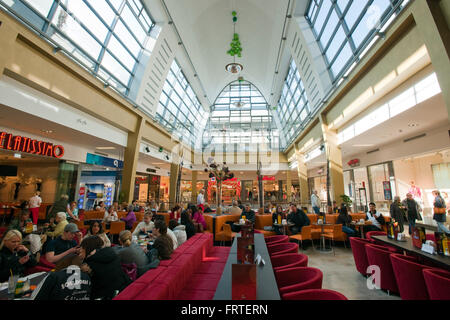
top-left (132, 213), bottom-right (155, 236)
top-left (29, 191), bottom-right (42, 225)
top-left (311, 190), bottom-right (321, 214)
top-left (197, 189), bottom-right (205, 206)
top-left (365, 202), bottom-right (385, 232)
top-left (103, 206), bottom-right (118, 223)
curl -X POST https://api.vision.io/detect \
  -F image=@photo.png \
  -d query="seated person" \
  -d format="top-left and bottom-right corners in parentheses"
top-left (31, 265), bottom-right (91, 300)
top-left (272, 206), bottom-right (285, 235)
top-left (8, 209), bottom-right (44, 254)
top-left (192, 205), bottom-right (207, 230)
top-left (121, 206), bottom-right (137, 231)
top-left (287, 204), bottom-right (310, 235)
top-left (337, 205), bottom-right (358, 237)
top-left (180, 211), bottom-right (196, 239)
top-left (169, 219), bottom-right (187, 246)
top-left (365, 202), bottom-right (386, 232)
top-left (170, 205), bottom-right (181, 220)
top-left (241, 204), bottom-right (256, 224)
top-left (331, 201), bottom-right (340, 214)
top-left (45, 223), bottom-right (81, 265)
top-left (0, 230), bottom-right (37, 282)
top-left (132, 213), bottom-right (154, 237)
top-left (203, 203), bottom-right (214, 213)
top-left (79, 236), bottom-right (131, 300)
top-left (85, 221), bottom-right (110, 248)
top-left (153, 215), bottom-right (177, 249)
top-left (45, 212), bottom-right (69, 240)
top-left (149, 220), bottom-right (173, 260)
top-left (115, 231), bottom-right (159, 278)
top-left (103, 206), bottom-right (118, 223)
top-left (227, 201), bottom-right (242, 215)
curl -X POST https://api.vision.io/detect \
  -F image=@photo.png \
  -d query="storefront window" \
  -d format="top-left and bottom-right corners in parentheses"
top-left (353, 167), bottom-right (369, 213)
top-left (56, 161), bottom-right (79, 203)
top-left (368, 162), bottom-right (396, 213)
top-left (308, 175), bottom-right (328, 207)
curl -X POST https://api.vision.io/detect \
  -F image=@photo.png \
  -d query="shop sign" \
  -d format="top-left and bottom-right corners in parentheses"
top-left (86, 153), bottom-right (123, 168)
top-left (257, 176), bottom-right (275, 181)
top-left (383, 181), bottom-right (392, 201)
top-left (0, 131), bottom-right (64, 158)
top-left (348, 159), bottom-right (360, 167)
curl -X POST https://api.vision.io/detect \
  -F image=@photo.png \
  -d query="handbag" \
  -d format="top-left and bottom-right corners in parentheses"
top-left (434, 207), bottom-right (446, 214)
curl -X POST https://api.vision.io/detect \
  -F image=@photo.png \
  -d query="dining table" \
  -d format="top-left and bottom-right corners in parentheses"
top-left (312, 223), bottom-right (333, 252)
top-left (0, 272), bottom-right (48, 300)
top-left (213, 233), bottom-right (280, 300)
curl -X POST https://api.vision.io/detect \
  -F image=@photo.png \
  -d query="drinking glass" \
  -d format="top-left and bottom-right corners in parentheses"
top-left (8, 275), bottom-right (19, 294)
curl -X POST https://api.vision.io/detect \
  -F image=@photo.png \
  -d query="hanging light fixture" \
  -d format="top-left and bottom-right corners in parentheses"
top-left (226, 10), bottom-right (243, 75)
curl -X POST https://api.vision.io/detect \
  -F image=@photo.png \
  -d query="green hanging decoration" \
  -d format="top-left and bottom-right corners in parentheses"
top-left (227, 11), bottom-right (242, 58)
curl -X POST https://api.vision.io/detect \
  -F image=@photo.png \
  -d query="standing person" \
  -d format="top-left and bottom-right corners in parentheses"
top-left (390, 196), bottom-right (406, 233)
top-left (0, 230), bottom-right (38, 282)
top-left (402, 193), bottom-right (421, 235)
top-left (432, 190), bottom-right (450, 234)
top-left (48, 195), bottom-right (70, 225)
top-left (29, 191), bottom-right (42, 225)
top-left (311, 190), bottom-right (321, 214)
top-left (197, 189), bottom-right (205, 206)
top-left (121, 206), bottom-right (136, 231)
top-left (78, 235), bottom-right (131, 300)
top-left (287, 204), bottom-right (310, 235)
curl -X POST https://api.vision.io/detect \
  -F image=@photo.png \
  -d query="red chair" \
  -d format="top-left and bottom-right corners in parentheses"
top-left (366, 231), bottom-right (387, 241)
top-left (271, 253), bottom-right (308, 272)
top-left (267, 243), bottom-right (299, 257)
top-left (265, 235), bottom-right (289, 245)
top-left (38, 255), bottom-right (56, 270)
top-left (282, 289), bottom-right (348, 300)
top-left (390, 253), bottom-right (430, 300)
top-left (365, 244), bottom-right (399, 294)
top-left (275, 267), bottom-right (323, 295)
top-left (349, 237), bottom-right (371, 276)
top-left (423, 268), bottom-right (450, 300)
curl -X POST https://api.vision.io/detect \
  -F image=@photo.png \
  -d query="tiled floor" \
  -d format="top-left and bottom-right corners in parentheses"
top-left (299, 242), bottom-right (401, 300)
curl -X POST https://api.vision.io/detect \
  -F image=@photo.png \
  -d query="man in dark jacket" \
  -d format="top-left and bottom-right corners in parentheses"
top-left (80, 236), bottom-right (131, 300)
top-left (287, 204), bottom-right (310, 235)
top-left (32, 265), bottom-right (91, 300)
top-left (241, 204), bottom-right (256, 224)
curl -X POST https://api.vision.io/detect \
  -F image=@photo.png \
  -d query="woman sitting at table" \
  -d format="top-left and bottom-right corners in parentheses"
top-left (67, 201), bottom-right (80, 222)
top-left (115, 230), bottom-right (159, 278)
top-left (85, 220), bottom-right (110, 248)
top-left (79, 235), bottom-right (130, 300)
top-left (337, 205), bottom-right (358, 238)
top-left (0, 230), bottom-right (37, 282)
top-left (8, 209), bottom-right (45, 255)
top-left (192, 205), bottom-right (207, 231)
top-left (272, 206), bottom-right (286, 235)
top-left (170, 205), bottom-right (182, 221)
top-left (180, 211), bottom-right (196, 239)
top-left (103, 206), bottom-right (118, 223)
top-left (121, 206), bottom-right (136, 231)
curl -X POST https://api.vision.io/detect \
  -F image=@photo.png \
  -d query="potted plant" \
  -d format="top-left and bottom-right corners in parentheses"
top-left (340, 195), bottom-right (353, 211)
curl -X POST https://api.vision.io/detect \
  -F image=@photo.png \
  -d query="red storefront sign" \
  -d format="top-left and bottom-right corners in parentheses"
top-left (257, 176), bottom-right (276, 181)
top-left (0, 131), bottom-right (64, 158)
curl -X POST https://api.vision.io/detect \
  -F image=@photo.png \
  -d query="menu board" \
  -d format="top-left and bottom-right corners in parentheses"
top-left (232, 264), bottom-right (257, 300)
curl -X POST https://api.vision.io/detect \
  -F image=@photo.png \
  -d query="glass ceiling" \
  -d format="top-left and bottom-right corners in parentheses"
top-left (0, 0), bottom-right (156, 96)
top-left (202, 81), bottom-right (280, 153)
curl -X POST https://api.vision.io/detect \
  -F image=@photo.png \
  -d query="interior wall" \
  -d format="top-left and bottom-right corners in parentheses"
top-left (0, 161), bottom-right (59, 203)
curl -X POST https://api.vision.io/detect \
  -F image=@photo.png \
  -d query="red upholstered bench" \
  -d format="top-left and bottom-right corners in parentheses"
top-left (114, 233), bottom-right (228, 300)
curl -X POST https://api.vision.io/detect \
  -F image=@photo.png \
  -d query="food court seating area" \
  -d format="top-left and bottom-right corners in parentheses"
top-left (114, 232), bottom-right (228, 300)
top-left (349, 237), bottom-right (450, 300)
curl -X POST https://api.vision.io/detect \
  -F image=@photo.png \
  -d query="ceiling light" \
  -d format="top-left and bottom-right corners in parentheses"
top-left (96, 147), bottom-right (116, 150)
top-left (232, 101), bottom-right (246, 108)
top-left (14, 153), bottom-right (21, 159)
top-left (226, 63), bottom-right (243, 74)
top-left (41, 129), bottom-right (54, 134)
top-left (408, 123), bottom-right (419, 128)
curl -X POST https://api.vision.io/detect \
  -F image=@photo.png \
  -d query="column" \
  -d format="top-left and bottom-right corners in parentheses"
top-left (413, 0), bottom-right (450, 120)
top-left (191, 170), bottom-right (198, 204)
top-left (169, 162), bottom-right (180, 206)
top-left (320, 114), bottom-right (345, 205)
top-left (122, 117), bottom-right (144, 204)
top-left (0, 16), bottom-right (17, 76)
top-left (286, 170), bottom-right (292, 203)
top-left (295, 145), bottom-right (309, 206)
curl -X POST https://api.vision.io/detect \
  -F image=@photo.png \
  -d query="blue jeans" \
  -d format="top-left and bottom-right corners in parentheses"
top-left (408, 221), bottom-right (416, 235)
top-left (436, 221), bottom-right (450, 234)
top-left (313, 206), bottom-right (320, 214)
top-left (342, 226), bottom-right (357, 237)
